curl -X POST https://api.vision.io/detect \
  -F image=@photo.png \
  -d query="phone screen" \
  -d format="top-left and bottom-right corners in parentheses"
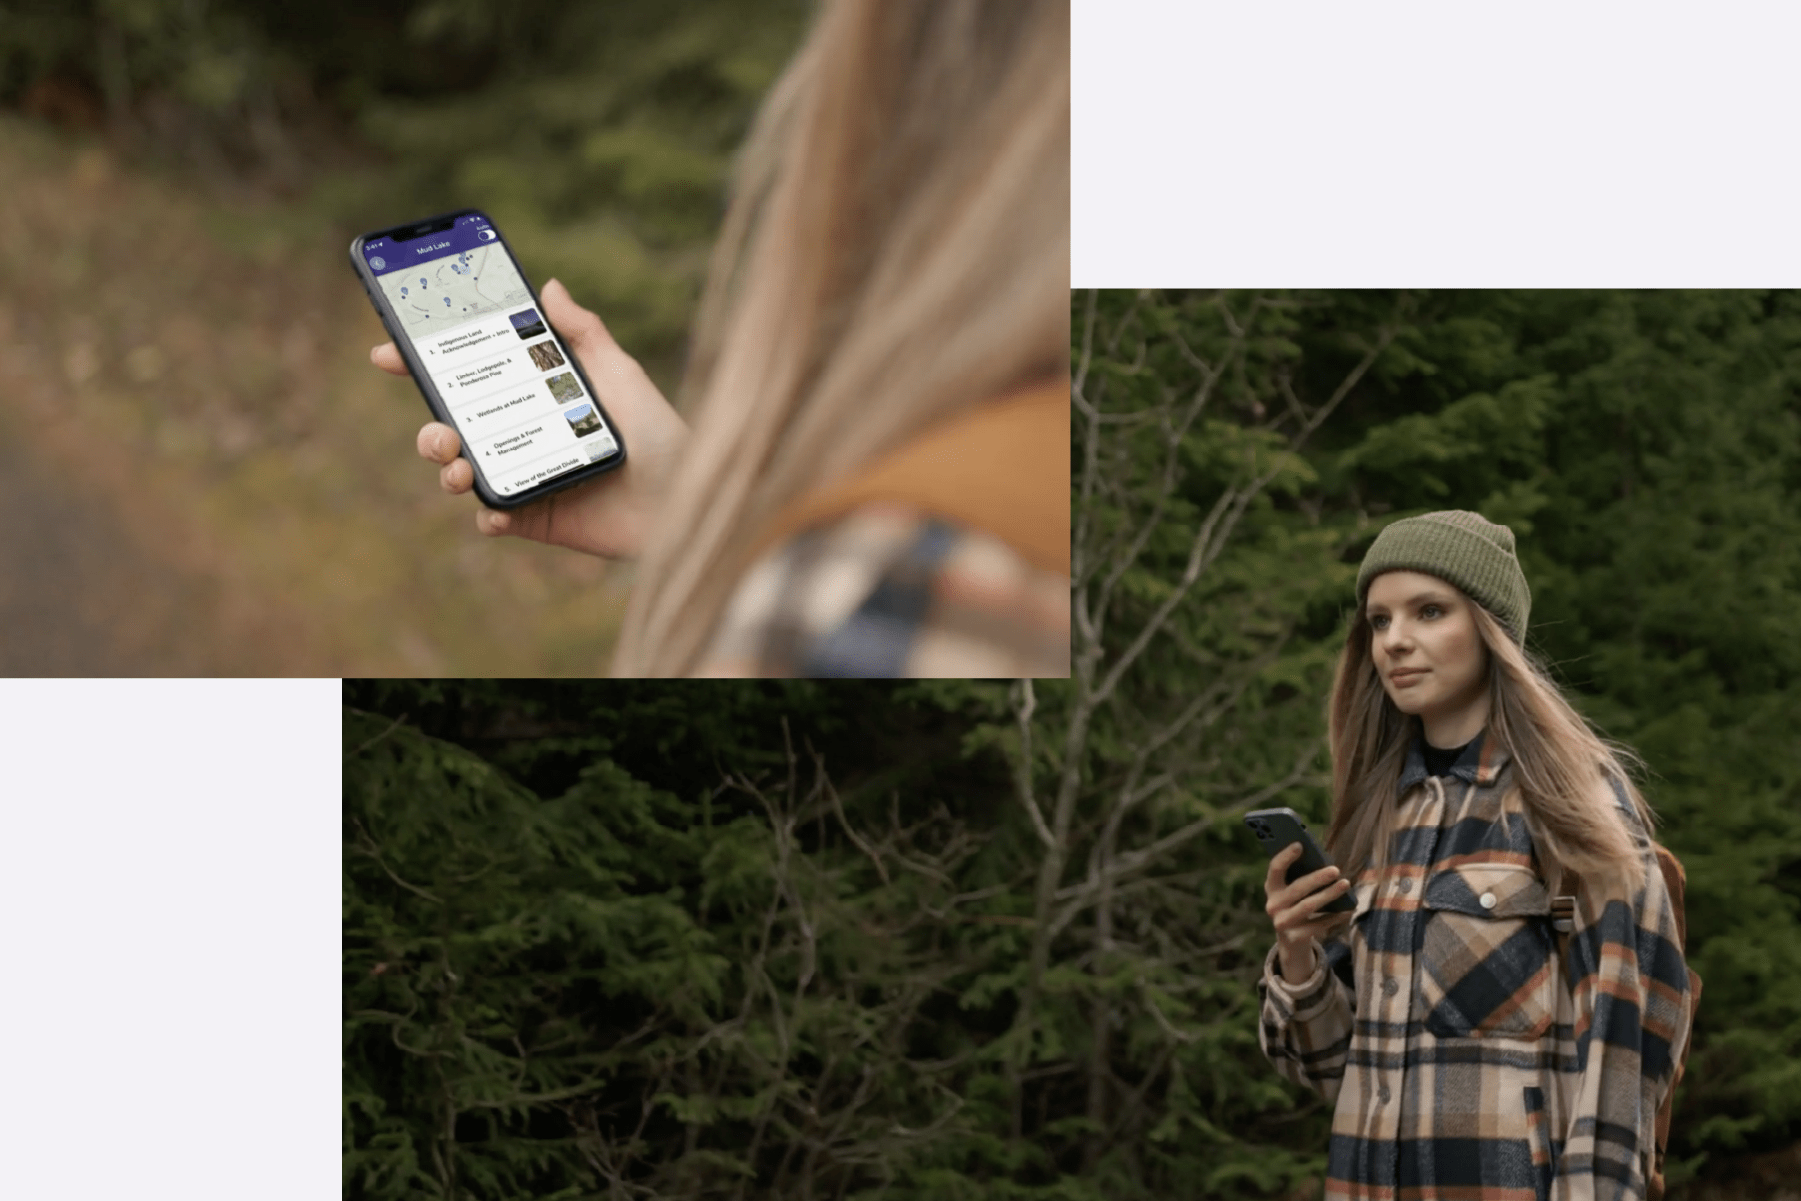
top-left (359, 214), bottom-right (620, 500)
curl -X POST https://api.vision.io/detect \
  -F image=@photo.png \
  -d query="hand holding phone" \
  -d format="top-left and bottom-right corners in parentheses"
top-left (374, 278), bottom-right (689, 557)
top-left (353, 209), bottom-right (705, 543)
top-left (1244, 807), bottom-right (1355, 985)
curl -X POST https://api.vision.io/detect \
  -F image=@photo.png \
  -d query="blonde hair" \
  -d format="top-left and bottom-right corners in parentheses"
top-left (609, 0), bottom-right (1071, 677)
top-left (1325, 587), bottom-right (1653, 895)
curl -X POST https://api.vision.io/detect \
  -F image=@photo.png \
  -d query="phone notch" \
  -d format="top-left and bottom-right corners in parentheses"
top-left (396, 217), bottom-right (458, 242)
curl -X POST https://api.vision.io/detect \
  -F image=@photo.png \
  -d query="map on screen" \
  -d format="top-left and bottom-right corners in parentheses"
top-left (375, 245), bottom-right (531, 332)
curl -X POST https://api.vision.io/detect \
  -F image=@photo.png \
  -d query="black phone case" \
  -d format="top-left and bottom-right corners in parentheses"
top-left (348, 208), bottom-right (626, 510)
top-left (1243, 806), bottom-right (1356, 914)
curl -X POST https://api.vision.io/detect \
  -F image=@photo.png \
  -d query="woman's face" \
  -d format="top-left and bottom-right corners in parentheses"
top-left (1364, 570), bottom-right (1491, 746)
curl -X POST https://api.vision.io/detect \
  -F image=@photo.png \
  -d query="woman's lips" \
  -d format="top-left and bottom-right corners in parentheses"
top-left (1390, 669), bottom-right (1428, 687)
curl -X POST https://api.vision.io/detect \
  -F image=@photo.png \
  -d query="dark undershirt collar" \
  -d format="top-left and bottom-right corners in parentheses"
top-left (1397, 727), bottom-right (1489, 795)
top-left (1421, 736), bottom-right (1474, 779)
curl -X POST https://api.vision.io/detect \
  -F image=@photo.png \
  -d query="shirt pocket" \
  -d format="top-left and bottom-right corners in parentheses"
top-left (1418, 864), bottom-right (1555, 1040)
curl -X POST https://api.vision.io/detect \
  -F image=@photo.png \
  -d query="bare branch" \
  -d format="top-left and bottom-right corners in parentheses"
top-left (1109, 736), bottom-right (1324, 883)
top-left (1012, 680), bottom-right (1055, 850)
top-left (1136, 979), bottom-right (1197, 1046)
top-left (1087, 320), bottom-right (1397, 711)
top-left (349, 818), bottom-right (444, 904)
top-left (817, 749), bottom-right (890, 885)
top-left (1044, 736), bottom-right (1326, 942)
top-left (1085, 332), bottom-right (1239, 647)
top-left (345, 710), bottom-right (408, 759)
top-left (1072, 287), bottom-right (1099, 400)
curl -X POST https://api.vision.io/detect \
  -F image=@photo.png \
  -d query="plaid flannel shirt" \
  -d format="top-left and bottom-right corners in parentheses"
top-left (1258, 733), bottom-right (1691, 1201)
top-left (693, 502), bottom-right (1070, 678)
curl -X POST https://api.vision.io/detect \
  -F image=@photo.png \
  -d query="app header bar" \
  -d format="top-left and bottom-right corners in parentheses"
top-left (362, 215), bottom-right (498, 277)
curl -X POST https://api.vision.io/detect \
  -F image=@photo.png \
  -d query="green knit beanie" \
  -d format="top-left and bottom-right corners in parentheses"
top-left (1355, 510), bottom-right (1531, 644)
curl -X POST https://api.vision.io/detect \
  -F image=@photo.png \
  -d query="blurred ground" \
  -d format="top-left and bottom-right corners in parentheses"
top-left (0, 428), bottom-right (275, 673)
top-left (0, 117), bottom-right (635, 675)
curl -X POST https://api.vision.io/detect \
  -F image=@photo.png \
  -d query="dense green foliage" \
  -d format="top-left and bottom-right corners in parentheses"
top-left (344, 679), bottom-right (1332, 1200)
top-left (2, 0), bottom-right (807, 361)
top-left (344, 682), bottom-right (1030, 1200)
top-left (343, 292), bottom-right (1801, 1199)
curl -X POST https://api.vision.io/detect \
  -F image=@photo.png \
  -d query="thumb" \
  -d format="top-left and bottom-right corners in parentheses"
top-left (539, 278), bottom-right (619, 360)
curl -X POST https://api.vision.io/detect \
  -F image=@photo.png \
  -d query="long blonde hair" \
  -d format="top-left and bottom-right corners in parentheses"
top-left (1325, 589), bottom-right (1653, 895)
top-left (609, 0), bottom-right (1071, 676)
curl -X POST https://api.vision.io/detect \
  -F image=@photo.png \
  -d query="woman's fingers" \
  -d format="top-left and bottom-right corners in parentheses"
top-left (1279, 864), bottom-right (1342, 911)
top-left (1262, 838), bottom-right (1352, 937)
top-left (1262, 837), bottom-right (1355, 956)
top-left (1263, 841), bottom-right (1303, 898)
top-left (439, 458), bottom-right (473, 494)
top-left (1265, 852), bottom-right (1339, 914)
top-left (540, 278), bottom-right (665, 411)
top-left (1298, 877), bottom-right (1353, 916)
top-left (416, 424), bottom-right (472, 494)
top-left (1274, 877), bottom-right (1353, 933)
top-left (416, 423), bottom-right (462, 465)
top-left (371, 342), bottom-right (408, 375)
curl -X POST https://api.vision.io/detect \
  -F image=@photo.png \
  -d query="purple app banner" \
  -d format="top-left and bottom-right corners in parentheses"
top-left (363, 214), bottom-right (499, 276)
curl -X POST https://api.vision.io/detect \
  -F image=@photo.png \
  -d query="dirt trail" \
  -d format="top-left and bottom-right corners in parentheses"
top-left (0, 435), bottom-right (261, 673)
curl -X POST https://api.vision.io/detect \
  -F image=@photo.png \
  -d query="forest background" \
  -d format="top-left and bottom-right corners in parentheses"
top-left (0, 0), bottom-right (806, 673)
top-left (347, 289), bottom-right (1800, 1200)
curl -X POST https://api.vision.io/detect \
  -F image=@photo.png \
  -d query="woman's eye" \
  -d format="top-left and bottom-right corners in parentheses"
top-left (1421, 604), bottom-right (1442, 619)
top-left (1370, 615), bottom-right (1387, 629)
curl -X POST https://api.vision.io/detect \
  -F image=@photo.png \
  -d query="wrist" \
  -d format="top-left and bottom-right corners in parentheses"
top-left (1277, 939), bottom-right (1318, 985)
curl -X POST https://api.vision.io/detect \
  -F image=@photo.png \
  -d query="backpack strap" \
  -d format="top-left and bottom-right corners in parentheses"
top-left (1548, 862), bottom-right (1580, 940)
top-left (745, 379), bottom-right (1070, 576)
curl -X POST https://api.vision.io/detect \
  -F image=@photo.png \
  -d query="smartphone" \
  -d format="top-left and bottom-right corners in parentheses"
top-left (1243, 807), bottom-right (1356, 914)
top-left (349, 209), bottom-right (626, 509)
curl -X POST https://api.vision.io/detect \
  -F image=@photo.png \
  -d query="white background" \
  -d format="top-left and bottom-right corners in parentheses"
top-left (1074, 0), bottom-right (1801, 285)
top-left (0, 680), bottom-right (338, 1198)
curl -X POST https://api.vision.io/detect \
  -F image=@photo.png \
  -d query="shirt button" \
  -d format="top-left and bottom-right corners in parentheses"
top-left (1378, 1083), bottom-right (1391, 1104)
top-left (1398, 878), bottom-right (1413, 894)
top-left (1382, 976), bottom-right (1399, 997)
top-left (1479, 891), bottom-right (1497, 910)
